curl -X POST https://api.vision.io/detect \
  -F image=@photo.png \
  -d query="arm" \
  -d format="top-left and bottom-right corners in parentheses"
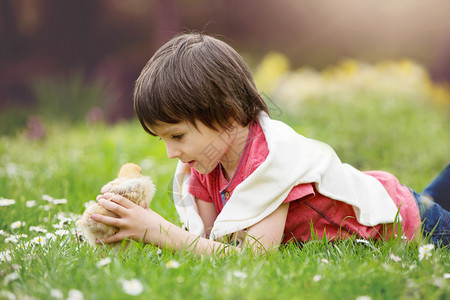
top-left (92, 193), bottom-right (289, 255)
top-left (195, 198), bottom-right (217, 237)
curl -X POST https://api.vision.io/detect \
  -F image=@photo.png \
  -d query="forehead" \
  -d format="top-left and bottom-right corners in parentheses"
top-left (148, 121), bottom-right (192, 136)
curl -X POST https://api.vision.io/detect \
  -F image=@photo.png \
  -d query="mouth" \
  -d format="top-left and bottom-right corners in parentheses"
top-left (182, 160), bottom-right (195, 168)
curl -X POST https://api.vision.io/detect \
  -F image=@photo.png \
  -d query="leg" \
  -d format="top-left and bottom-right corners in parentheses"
top-left (422, 163), bottom-right (450, 211)
top-left (416, 195), bottom-right (450, 247)
top-left (411, 164), bottom-right (450, 246)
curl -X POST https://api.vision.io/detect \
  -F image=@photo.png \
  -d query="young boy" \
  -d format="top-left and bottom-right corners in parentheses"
top-left (92, 33), bottom-right (449, 254)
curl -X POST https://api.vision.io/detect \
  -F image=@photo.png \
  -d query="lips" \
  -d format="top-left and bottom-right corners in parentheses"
top-left (181, 160), bottom-right (196, 168)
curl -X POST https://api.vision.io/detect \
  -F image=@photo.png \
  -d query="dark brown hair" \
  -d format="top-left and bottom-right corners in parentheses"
top-left (134, 33), bottom-right (269, 136)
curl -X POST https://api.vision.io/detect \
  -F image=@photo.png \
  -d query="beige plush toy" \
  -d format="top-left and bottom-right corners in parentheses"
top-left (76, 163), bottom-right (156, 249)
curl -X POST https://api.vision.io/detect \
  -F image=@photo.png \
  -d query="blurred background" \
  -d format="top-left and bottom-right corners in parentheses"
top-left (1, 0), bottom-right (450, 135)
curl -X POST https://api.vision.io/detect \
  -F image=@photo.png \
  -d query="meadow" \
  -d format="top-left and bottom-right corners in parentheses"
top-left (1, 59), bottom-right (449, 299)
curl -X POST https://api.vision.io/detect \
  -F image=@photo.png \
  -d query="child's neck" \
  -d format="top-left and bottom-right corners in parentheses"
top-left (219, 123), bottom-right (251, 181)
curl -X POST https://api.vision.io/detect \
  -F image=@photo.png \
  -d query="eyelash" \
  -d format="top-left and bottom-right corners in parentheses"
top-left (171, 134), bottom-right (183, 140)
top-left (158, 134), bottom-right (184, 141)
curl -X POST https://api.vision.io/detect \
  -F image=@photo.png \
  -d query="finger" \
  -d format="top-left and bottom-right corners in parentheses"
top-left (97, 198), bottom-right (128, 216)
top-left (100, 186), bottom-right (110, 195)
top-left (102, 193), bottom-right (136, 209)
top-left (96, 233), bottom-right (124, 245)
top-left (91, 212), bottom-right (122, 227)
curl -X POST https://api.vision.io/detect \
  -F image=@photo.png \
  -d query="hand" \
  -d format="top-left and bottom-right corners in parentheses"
top-left (91, 193), bottom-right (165, 245)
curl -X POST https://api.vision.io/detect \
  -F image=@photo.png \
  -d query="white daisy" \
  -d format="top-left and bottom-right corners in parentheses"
top-left (313, 275), bottom-right (322, 282)
top-left (31, 236), bottom-right (47, 246)
top-left (0, 198), bottom-right (15, 206)
top-left (46, 233), bottom-right (56, 241)
top-left (96, 257), bottom-right (112, 268)
top-left (67, 289), bottom-right (84, 300)
top-left (57, 217), bottom-right (72, 225)
top-left (0, 229), bottom-right (6, 236)
top-left (29, 226), bottom-right (47, 233)
top-left (121, 278), bottom-right (144, 296)
top-left (42, 194), bottom-right (54, 203)
top-left (17, 241), bottom-right (31, 249)
top-left (50, 289), bottom-right (63, 299)
top-left (55, 230), bottom-right (69, 236)
top-left (232, 271), bottom-right (248, 279)
top-left (39, 205), bottom-right (51, 211)
top-left (52, 223), bottom-right (63, 229)
top-left (418, 244), bottom-right (434, 261)
top-left (320, 258), bottom-right (329, 264)
top-left (390, 253), bottom-right (402, 262)
top-left (11, 221), bottom-right (25, 229)
top-left (0, 250), bottom-right (12, 262)
top-left (165, 260), bottom-right (180, 269)
top-left (26, 200), bottom-right (37, 207)
top-left (53, 199), bottom-right (67, 205)
top-left (5, 236), bottom-right (19, 244)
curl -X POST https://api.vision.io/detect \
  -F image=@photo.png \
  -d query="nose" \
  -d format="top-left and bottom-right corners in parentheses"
top-left (166, 143), bottom-right (182, 159)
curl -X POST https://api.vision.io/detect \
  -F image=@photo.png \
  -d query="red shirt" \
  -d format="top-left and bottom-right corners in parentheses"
top-left (188, 121), bottom-right (421, 243)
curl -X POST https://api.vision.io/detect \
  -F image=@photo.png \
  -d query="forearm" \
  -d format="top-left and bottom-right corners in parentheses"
top-left (146, 217), bottom-right (239, 256)
top-left (147, 203), bottom-right (291, 256)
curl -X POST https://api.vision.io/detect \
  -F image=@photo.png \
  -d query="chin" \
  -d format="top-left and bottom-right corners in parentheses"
top-left (193, 162), bottom-right (218, 175)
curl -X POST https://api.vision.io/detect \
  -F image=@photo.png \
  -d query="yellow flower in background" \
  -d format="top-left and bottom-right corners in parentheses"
top-left (261, 55), bottom-right (450, 109)
top-left (427, 84), bottom-right (450, 106)
top-left (322, 59), bottom-right (360, 79)
top-left (254, 52), bottom-right (290, 94)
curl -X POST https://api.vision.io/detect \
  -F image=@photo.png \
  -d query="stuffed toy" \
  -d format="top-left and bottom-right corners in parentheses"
top-left (77, 163), bottom-right (155, 249)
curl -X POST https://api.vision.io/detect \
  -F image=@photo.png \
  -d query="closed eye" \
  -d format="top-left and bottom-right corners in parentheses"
top-left (171, 134), bottom-right (184, 140)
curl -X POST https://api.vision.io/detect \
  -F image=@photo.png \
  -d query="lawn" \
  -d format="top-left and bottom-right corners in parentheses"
top-left (1, 60), bottom-right (449, 299)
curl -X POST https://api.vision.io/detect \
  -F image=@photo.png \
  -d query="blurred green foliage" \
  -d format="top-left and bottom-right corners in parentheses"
top-left (0, 73), bottom-right (105, 136)
top-left (33, 74), bottom-right (104, 122)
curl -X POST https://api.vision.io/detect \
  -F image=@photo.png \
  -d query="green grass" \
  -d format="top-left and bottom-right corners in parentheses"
top-left (1, 92), bottom-right (449, 299)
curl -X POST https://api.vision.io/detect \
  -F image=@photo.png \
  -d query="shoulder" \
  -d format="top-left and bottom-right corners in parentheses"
top-left (242, 121), bottom-right (269, 176)
top-left (363, 170), bottom-right (401, 188)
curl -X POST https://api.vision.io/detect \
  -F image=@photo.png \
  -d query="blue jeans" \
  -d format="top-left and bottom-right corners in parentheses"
top-left (410, 164), bottom-right (450, 247)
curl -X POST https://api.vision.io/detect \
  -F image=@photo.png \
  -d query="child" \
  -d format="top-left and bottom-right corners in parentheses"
top-left (91, 33), bottom-right (449, 254)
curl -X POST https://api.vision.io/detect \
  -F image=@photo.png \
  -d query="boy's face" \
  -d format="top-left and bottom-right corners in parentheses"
top-left (150, 120), bottom-right (237, 175)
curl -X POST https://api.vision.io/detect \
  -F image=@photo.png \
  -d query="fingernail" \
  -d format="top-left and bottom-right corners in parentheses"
top-left (98, 199), bottom-right (105, 205)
